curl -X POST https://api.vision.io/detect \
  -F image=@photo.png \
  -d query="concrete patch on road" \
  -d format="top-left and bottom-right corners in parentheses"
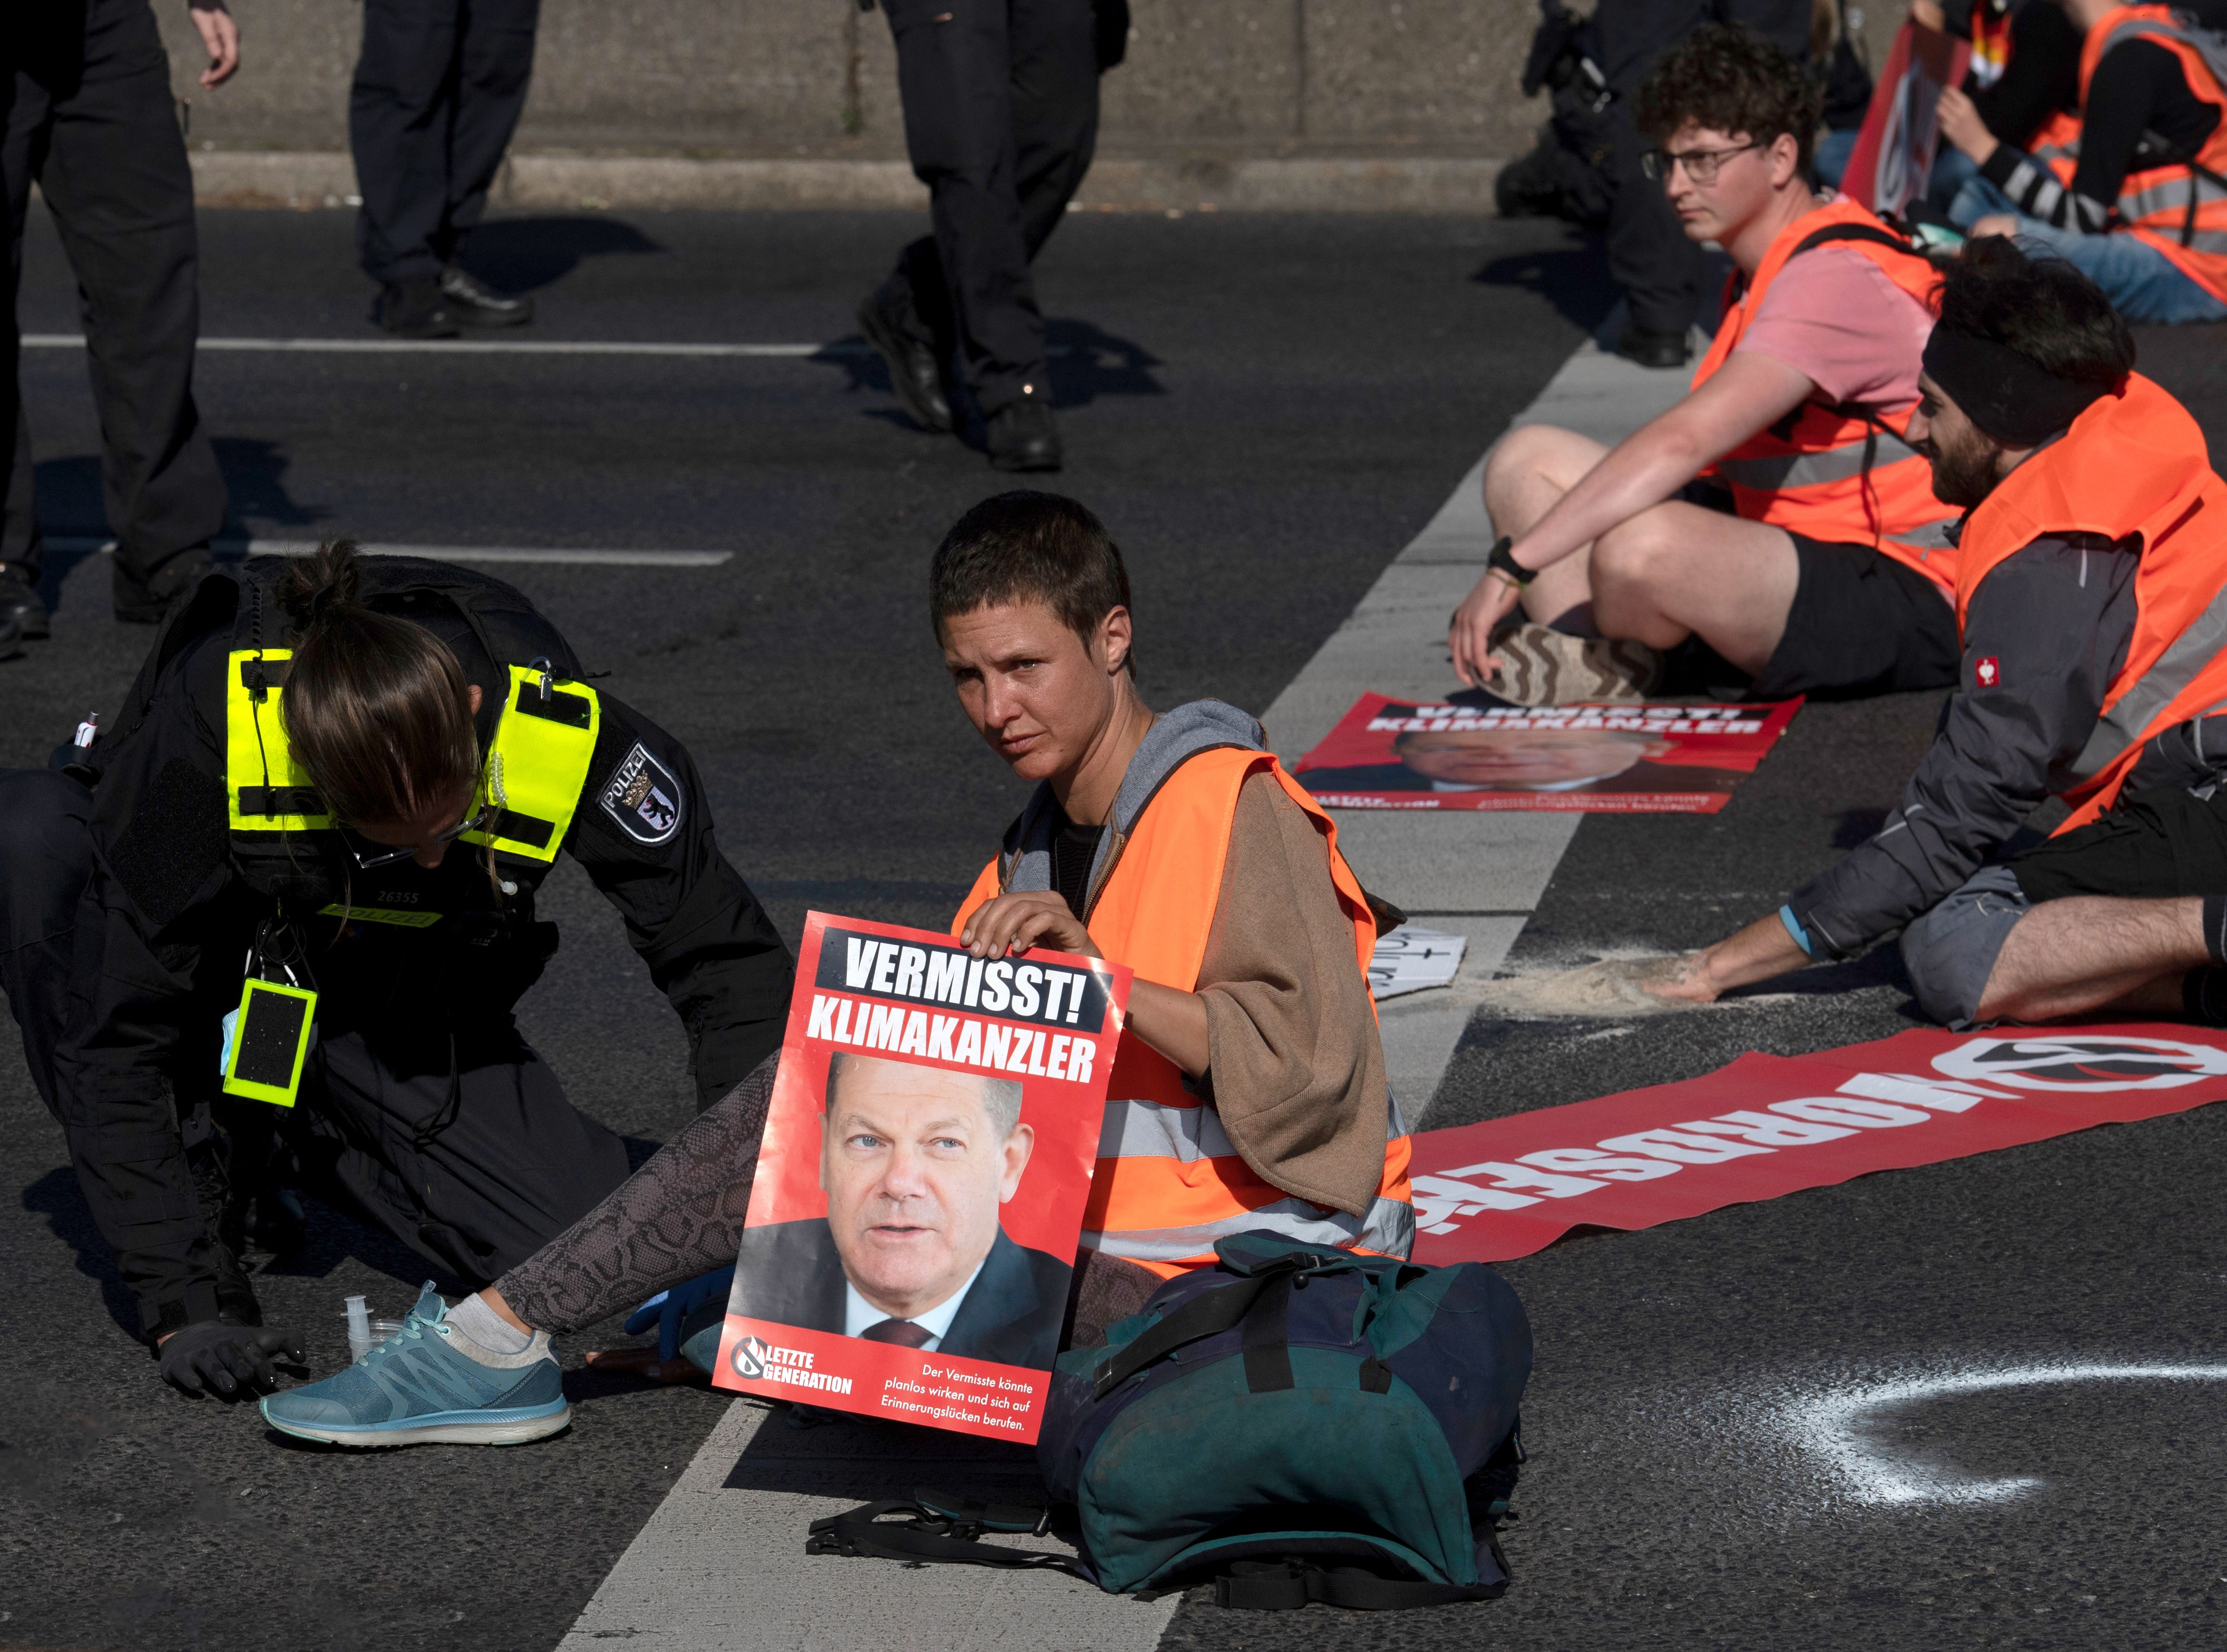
top-left (1260, 338), bottom-right (1695, 1124)
top-left (558, 1398), bottom-right (1175, 1652)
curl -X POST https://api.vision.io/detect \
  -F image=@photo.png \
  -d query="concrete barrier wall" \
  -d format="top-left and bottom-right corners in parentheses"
top-left (162, 0), bottom-right (1541, 160)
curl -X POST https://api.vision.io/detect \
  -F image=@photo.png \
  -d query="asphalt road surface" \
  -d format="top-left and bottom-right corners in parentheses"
top-left (5, 205), bottom-right (2226, 1652)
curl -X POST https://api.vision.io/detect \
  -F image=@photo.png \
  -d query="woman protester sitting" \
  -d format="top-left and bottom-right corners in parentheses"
top-left (261, 491), bottom-right (1417, 1448)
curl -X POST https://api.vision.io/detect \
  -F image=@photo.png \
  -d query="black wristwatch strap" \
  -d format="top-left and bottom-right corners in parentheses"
top-left (1486, 535), bottom-right (1535, 586)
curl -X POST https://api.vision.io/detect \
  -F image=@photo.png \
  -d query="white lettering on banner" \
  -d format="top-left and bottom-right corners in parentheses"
top-left (1442, 1160), bottom-right (1606, 1198)
top-left (1932, 1032), bottom-right (2227, 1092)
top-left (1836, 1071), bottom-right (2013, 1112)
top-left (897, 1009), bottom-right (930, 1056)
top-left (981, 961), bottom-right (1012, 1013)
top-left (1518, 1148), bottom-right (1680, 1181)
top-left (924, 950), bottom-right (969, 1005)
top-left (871, 943), bottom-right (899, 994)
top-left (844, 938), bottom-right (876, 990)
top-left (1772, 1097), bottom-right (1929, 1128)
top-left (1049, 1034), bottom-right (1071, 1079)
top-left (865, 1003), bottom-right (905, 1051)
top-left (894, 946), bottom-right (928, 998)
top-left (928, 1014), bottom-right (958, 1061)
top-left (1675, 1112), bottom-right (1855, 1147)
top-left (807, 995), bottom-right (838, 1041)
top-left (1012, 966), bottom-right (1043, 1018)
top-left (728, 1336), bottom-right (856, 1396)
top-left (1598, 1128), bottom-right (1775, 1164)
top-left (803, 990), bottom-right (1103, 1083)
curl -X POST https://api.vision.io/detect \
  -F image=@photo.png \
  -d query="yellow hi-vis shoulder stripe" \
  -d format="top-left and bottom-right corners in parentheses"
top-left (460, 664), bottom-right (600, 863)
top-left (225, 648), bottom-right (333, 832)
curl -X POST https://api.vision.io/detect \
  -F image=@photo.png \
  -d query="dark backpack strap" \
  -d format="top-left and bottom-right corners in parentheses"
top-left (1788, 221), bottom-right (1934, 265)
top-left (1091, 1265), bottom-right (1292, 1397)
top-left (1213, 1561), bottom-right (1507, 1611)
top-left (805, 1500), bottom-right (1092, 1580)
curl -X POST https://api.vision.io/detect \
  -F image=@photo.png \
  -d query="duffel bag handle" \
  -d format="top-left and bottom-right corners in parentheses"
top-left (1214, 1559), bottom-right (1508, 1611)
top-left (1091, 1258), bottom-right (1313, 1398)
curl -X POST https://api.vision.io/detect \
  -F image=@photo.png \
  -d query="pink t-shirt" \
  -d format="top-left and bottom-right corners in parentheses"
top-left (1734, 245), bottom-right (1933, 409)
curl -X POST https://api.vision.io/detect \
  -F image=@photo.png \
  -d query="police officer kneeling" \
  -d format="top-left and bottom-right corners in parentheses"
top-left (0, 545), bottom-right (790, 1397)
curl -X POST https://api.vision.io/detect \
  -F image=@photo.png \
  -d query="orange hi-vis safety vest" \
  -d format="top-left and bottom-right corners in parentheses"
top-left (1953, 372), bottom-right (2227, 833)
top-left (953, 746), bottom-right (1416, 1279)
top-left (1692, 197), bottom-right (1959, 592)
top-left (2051, 5), bottom-right (2227, 303)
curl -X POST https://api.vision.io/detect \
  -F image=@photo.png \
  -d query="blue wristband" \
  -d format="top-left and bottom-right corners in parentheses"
top-left (1779, 904), bottom-right (1816, 959)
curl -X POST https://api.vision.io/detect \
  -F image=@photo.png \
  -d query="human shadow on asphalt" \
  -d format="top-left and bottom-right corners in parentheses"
top-left (21, 1167), bottom-right (142, 1336)
top-left (817, 316), bottom-right (1167, 430)
top-left (456, 216), bottom-right (665, 294)
top-left (1471, 239), bottom-right (1621, 335)
top-left (721, 1400), bottom-right (1039, 1501)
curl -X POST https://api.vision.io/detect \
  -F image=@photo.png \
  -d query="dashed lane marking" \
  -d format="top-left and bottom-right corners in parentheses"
top-left (43, 537), bottom-right (730, 568)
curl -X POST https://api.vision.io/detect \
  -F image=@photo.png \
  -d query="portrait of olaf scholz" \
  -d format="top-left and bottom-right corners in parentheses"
top-left (732, 1050), bottom-right (1072, 1369)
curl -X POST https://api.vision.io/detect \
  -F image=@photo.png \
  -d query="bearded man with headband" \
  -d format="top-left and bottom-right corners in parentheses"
top-left (1648, 237), bottom-right (2227, 1029)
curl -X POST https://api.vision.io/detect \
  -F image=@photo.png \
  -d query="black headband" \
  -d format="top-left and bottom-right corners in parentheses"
top-left (1921, 324), bottom-right (2113, 448)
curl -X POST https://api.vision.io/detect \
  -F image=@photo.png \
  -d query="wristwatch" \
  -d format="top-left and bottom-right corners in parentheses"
top-left (1486, 535), bottom-right (1534, 587)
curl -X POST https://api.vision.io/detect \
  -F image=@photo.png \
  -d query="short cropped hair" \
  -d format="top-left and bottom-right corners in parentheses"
top-left (929, 491), bottom-right (1136, 676)
top-left (1937, 236), bottom-right (2136, 386)
top-left (825, 1050), bottom-right (1023, 1141)
top-left (1635, 23), bottom-right (1824, 174)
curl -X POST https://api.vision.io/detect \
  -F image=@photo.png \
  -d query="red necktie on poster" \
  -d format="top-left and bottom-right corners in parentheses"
top-left (1841, 20), bottom-right (1973, 216)
top-left (1409, 1025), bottom-right (2227, 1266)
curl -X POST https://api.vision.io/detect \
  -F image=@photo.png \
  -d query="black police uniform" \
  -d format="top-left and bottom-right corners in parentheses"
top-left (3, 0), bottom-right (228, 620)
top-left (349, 0), bottom-right (539, 292)
top-left (0, 556), bottom-right (792, 1343)
top-left (1595, 0), bottom-right (1813, 355)
top-left (875, 0), bottom-right (1102, 421)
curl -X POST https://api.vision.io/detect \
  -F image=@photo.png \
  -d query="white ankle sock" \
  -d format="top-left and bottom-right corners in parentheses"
top-left (447, 1293), bottom-right (537, 1362)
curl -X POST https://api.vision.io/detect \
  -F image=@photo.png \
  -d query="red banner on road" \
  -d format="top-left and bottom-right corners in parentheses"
top-left (1410, 1027), bottom-right (2227, 1265)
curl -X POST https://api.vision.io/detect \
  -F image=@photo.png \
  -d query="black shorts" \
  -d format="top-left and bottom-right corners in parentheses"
top-left (2010, 785), bottom-right (2227, 905)
top-left (1749, 536), bottom-right (1961, 700)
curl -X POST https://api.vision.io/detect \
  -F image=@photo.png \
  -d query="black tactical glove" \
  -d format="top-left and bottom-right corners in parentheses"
top-left (156, 1322), bottom-right (307, 1398)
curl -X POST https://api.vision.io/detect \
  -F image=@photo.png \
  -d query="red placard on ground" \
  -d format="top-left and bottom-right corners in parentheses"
top-left (1293, 693), bottom-right (1801, 813)
top-left (712, 911), bottom-right (1132, 1443)
top-left (1409, 1026), bottom-right (2227, 1265)
top-left (1842, 20), bottom-right (1972, 216)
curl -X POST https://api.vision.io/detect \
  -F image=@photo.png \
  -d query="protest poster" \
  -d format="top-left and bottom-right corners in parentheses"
top-left (1841, 19), bottom-right (1972, 217)
top-left (1406, 1027), bottom-right (2227, 1265)
top-left (1293, 692), bottom-right (1801, 814)
top-left (712, 911), bottom-right (1132, 1444)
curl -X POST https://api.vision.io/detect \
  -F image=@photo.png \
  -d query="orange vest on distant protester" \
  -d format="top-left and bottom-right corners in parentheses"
top-left (2047, 5), bottom-right (2227, 303)
top-left (953, 747), bottom-right (1415, 1279)
top-left (1692, 196), bottom-right (1959, 592)
top-left (1953, 372), bottom-right (2227, 833)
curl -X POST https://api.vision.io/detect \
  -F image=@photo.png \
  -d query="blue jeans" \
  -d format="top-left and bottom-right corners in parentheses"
top-left (1948, 175), bottom-right (2227, 324)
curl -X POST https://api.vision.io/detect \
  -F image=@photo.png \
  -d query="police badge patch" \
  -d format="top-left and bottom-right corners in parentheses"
top-left (599, 743), bottom-right (684, 845)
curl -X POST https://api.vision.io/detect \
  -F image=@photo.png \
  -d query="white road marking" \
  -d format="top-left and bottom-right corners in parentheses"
top-left (1261, 331), bottom-right (1696, 1121)
top-left (43, 536), bottom-right (730, 568)
top-left (1779, 1361), bottom-right (2227, 1506)
top-left (21, 332), bottom-right (856, 359)
top-left (558, 326), bottom-right (1694, 1649)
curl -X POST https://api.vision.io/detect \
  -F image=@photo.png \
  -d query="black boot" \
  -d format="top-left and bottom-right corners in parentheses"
top-left (440, 264), bottom-right (535, 328)
top-left (0, 561), bottom-right (48, 641)
top-left (114, 548), bottom-right (216, 625)
top-left (1615, 326), bottom-right (1691, 369)
top-left (986, 388), bottom-right (1062, 473)
top-left (377, 278), bottom-right (463, 340)
top-left (856, 278), bottom-right (954, 434)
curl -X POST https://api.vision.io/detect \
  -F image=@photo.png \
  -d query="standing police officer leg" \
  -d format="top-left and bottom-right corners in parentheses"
top-left (6, 0), bottom-right (227, 625)
top-left (434, 0), bottom-right (539, 326)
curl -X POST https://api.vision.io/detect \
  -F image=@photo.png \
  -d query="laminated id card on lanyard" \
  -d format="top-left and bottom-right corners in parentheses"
top-left (221, 921), bottom-right (318, 1107)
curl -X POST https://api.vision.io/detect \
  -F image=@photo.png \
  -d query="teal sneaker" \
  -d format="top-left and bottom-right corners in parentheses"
top-left (260, 1283), bottom-right (569, 1448)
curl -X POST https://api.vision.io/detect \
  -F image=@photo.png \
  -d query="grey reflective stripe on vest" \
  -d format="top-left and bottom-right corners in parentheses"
top-left (1898, 514), bottom-right (1962, 550)
top-left (2068, 577), bottom-right (2227, 784)
top-left (1717, 425), bottom-right (1923, 492)
top-left (1083, 1195), bottom-right (1417, 1263)
top-left (1097, 1088), bottom-right (1415, 1163)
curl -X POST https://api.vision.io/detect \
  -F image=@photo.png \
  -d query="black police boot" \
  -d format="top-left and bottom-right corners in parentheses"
top-left (114, 548), bottom-right (216, 625)
top-left (0, 609), bottom-right (20, 664)
top-left (377, 278), bottom-right (464, 339)
top-left (441, 263), bottom-right (535, 328)
top-left (0, 561), bottom-right (48, 641)
top-left (855, 278), bottom-right (954, 434)
top-left (986, 388), bottom-right (1062, 473)
top-left (1615, 326), bottom-right (1692, 370)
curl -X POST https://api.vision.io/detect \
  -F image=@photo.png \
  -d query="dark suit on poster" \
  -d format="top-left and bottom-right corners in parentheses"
top-left (733, 1217), bottom-right (1071, 1370)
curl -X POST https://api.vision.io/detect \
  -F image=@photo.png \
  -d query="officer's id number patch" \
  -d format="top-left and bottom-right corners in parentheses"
top-left (599, 743), bottom-right (684, 845)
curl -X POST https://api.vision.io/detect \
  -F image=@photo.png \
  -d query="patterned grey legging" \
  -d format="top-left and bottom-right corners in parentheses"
top-left (492, 1051), bottom-right (1162, 1345)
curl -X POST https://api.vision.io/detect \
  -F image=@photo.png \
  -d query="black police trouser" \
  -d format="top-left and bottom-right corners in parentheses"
top-left (350, 0), bottom-right (541, 287)
top-left (2, 0), bottom-right (226, 590)
top-left (1594, 0), bottom-right (1811, 339)
top-left (881, 0), bottom-right (1099, 416)
top-left (0, 768), bottom-right (630, 1322)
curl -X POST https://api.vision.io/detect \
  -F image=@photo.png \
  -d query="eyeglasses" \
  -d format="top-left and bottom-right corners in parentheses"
top-left (344, 805), bottom-right (492, 870)
top-left (1641, 141), bottom-right (1766, 185)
